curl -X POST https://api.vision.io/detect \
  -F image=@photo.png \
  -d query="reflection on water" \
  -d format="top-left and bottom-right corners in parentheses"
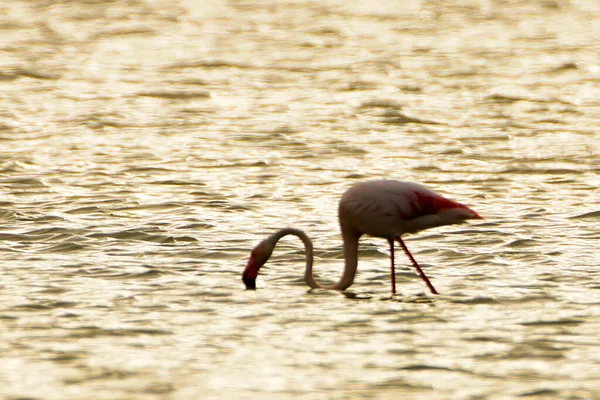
top-left (1, 0), bottom-right (600, 398)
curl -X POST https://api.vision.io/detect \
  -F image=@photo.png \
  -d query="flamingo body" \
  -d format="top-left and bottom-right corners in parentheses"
top-left (339, 180), bottom-right (478, 239)
top-left (243, 180), bottom-right (481, 294)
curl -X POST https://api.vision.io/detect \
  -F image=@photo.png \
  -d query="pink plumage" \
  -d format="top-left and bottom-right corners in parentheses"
top-left (243, 180), bottom-right (481, 295)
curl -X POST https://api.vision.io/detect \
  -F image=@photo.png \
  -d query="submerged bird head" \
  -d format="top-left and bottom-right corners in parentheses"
top-left (242, 239), bottom-right (275, 290)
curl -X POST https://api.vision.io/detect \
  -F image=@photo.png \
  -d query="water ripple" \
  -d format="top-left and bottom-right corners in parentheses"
top-left (2, 0), bottom-right (600, 399)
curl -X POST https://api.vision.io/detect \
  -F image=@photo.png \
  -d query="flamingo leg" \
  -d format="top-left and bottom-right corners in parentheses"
top-left (395, 237), bottom-right (439, 295)
top-left (388, 238), bottom-right (396, 295)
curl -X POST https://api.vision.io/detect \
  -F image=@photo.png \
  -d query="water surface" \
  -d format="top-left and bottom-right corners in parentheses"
top-left (1, 0), bottom-right (600, 399)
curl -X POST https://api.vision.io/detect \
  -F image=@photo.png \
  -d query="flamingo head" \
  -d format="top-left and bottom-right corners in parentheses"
top-left (242, 239), bottom-right (275, 290)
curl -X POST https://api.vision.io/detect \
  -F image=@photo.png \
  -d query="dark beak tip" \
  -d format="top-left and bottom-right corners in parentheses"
top-left (243, 277), bottom-right (257, 290)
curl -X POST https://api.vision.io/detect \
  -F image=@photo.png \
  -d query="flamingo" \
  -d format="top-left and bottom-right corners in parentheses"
top-left (242, 180), bottom-right (482, 295)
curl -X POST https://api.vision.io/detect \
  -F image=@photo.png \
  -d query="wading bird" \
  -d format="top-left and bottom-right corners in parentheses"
top-left (242, 180), bottom-right (481, 295)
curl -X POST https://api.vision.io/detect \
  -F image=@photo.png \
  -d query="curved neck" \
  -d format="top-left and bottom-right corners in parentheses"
top-left (268, 227), bottom-right (359, 291)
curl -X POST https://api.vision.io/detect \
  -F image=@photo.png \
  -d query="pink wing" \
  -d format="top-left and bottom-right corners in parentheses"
top-left (339, 180), bottom-right (480, 238)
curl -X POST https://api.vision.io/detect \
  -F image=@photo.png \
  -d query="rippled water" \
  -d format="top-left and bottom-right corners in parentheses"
top-left (2, 0), bottom-right (600, 399)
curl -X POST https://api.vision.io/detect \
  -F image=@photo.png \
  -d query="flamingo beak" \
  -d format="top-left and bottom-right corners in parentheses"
top-left (242, 255), bottom-right (259, 290)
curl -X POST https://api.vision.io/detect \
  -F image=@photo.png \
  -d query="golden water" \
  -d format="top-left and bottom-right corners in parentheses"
top-left (1, 1), bottom-right (600, 398)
